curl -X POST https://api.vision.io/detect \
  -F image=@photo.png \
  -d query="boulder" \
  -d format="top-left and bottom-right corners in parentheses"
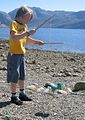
top-left (72, 81), bottom-right (85, 92)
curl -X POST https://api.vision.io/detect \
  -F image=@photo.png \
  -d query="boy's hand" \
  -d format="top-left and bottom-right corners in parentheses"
top-left (28, 29), bottom-right (36, 35)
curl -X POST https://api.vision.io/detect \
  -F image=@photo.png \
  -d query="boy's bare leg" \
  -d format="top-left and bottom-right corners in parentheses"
top-left (19, 80), bottom-right (24, 90)
top-left (11, 82), bottom-right (17, 93)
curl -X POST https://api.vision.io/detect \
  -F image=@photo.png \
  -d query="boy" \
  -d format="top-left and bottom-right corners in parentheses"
top-left (7, 6), bottom-right (44, 105)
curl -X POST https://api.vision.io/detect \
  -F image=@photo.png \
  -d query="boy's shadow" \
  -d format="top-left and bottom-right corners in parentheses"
top-left (0, 101), bottom-right (11, 108)
top-left (35, 112), bottom-right (49, 118)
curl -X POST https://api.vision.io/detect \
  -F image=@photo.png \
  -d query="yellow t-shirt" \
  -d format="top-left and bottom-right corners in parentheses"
top-left (9, 20), bottom-right (28, 54)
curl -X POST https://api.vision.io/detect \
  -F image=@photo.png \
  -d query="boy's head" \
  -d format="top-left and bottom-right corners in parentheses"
top-left (15, 6), bottom-right (33, 24)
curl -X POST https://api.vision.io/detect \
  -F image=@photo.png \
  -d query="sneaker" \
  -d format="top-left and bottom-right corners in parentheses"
top-left (11, 96), bottom-right (23, 105)
top-left (19, 93), bottom-right (32, 101)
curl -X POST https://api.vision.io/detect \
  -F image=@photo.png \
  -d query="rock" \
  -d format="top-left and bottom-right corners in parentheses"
top-left (32, 60), bottom-right (36, 64)
top-left (72, 73), bottom-right (79, 77)
top-left (67, 87), bottom-right (72, 93)
top-left (0, 47), bottom-right (3, 49)
top-left (27, 85), bottom-right (37, 91)
top-left (0, 67), bottom-right (7, 70)
top-left (65, 72), bottom-right (72, 76)
top-left (45, 67), bottom-right (49, 70)
top-left (25, 59), bottom-right (29, 63)
top-left (2, 58), bottom-right (7, 61)
top-left (52, 73), bottom-right (57, 77)
top-left (73, 68), bottom-right (81, 73)
top-left (32, 83), bottom-right (38, 86)
top-left (1, 54), bottom-right (5, 57)
top-left (72, 81), bottom-right (85, 92)
top-left (54, 62), bottom-right (57, 65)
top-left (37, 87), bottom-right (45, 92)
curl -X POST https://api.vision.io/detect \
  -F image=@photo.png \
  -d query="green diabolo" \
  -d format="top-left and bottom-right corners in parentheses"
top-left (57, 82), bottom-right (62, 90)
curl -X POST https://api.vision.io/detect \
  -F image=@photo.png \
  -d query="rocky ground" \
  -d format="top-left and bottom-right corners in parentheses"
top-left (0, 45), bottom-right (85, 120)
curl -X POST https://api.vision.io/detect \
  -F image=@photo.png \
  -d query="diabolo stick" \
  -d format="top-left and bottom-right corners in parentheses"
top-left (34, 14), bottom-right (55, 31)
top-left (44, 42), bottom-right (64, 44)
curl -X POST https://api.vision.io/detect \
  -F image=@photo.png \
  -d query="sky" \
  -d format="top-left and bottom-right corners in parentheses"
top-left (0, 0), bottom-right (85, 13)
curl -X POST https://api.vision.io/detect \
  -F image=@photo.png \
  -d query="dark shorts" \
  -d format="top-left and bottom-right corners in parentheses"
top-left (7, 53), bottom-right (25, 83)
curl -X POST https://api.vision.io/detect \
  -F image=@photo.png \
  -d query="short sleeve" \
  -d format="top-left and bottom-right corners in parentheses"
top-left (25, 24), bottom-right (28, 31)
top-left (10, 21), bottom-right (17, 33)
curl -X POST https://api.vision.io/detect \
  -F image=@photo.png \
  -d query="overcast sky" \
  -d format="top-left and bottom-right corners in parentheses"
top-left (0, 0), bottom-right (85, 13)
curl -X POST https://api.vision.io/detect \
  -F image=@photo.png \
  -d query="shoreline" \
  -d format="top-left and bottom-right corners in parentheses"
top-left (28, 48), bottom-right (85, 55)
top-left (0, 38), bottom-right (85, 54)
top-left (0, 42), bottom-right (85, 57)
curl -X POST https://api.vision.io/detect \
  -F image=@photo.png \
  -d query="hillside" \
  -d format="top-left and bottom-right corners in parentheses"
top-left (0, 7), bottom-right (85, 29)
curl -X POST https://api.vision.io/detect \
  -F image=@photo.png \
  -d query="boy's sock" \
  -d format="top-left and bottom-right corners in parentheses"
top-left (19, 89), bottom-right (25, 95)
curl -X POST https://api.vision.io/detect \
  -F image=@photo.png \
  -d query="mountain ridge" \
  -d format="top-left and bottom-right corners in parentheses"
top-left (0, 7), bottom-right (85, 29)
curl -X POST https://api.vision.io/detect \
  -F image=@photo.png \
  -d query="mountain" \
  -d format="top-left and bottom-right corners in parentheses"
top-left (0, 7), bottom-right (85, 29)
top-left (0, 11), bottom-right (11, 26)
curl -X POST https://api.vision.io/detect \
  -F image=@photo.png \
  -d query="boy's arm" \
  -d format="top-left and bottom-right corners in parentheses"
top-left (11, 31), bottom-right (28, 40)
top-left (26, 37), bottom-right (44, 45)
top-left (11, 29), bottom-right (36, 41)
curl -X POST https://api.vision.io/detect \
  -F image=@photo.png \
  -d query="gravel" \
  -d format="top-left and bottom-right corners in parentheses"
top-left (0, 46), bottom-right (85, 120)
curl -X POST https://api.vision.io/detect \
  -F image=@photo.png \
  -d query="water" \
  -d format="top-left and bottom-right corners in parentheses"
top-left (0, 27), bottom-right (9, 39)
top-left (0, 27), bottom-right (85, 53)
